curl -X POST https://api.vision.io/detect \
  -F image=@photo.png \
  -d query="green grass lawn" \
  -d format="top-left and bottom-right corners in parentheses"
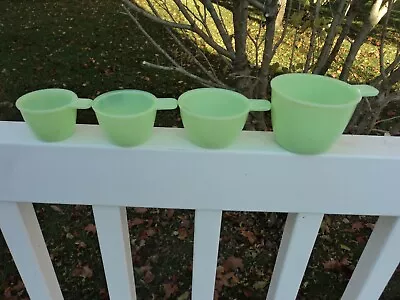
top-left (1, 1), bottom-right (400, 299)
top-left (0, 0), bottom-right (204, 125)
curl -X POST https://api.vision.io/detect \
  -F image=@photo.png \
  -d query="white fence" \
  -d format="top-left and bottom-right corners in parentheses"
top-left (0, 121), bottom-right (399, 300)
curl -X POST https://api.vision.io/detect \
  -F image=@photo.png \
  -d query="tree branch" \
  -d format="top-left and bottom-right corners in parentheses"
top-left (215, 0), bottom-right (230, 38)
top-left (123, 0), bottom-right (234, 59)
top-left (375, 115), bottom-right (400, 125)
top-left (340, 0), bottom-right (390, 80)
top-left (313, 0), bottom-right (349, 74)
top-left (388, 67), bottom-right (400, 86)
top-left (173, 0), bottom-right (235, 59)
top-left (378, 0), bottom-right (394, 88)
top-left (272, 0), bottom-right (293, 58)
top-left (121, 4), bottom-right (222, 88)
top-left (203, 0), bottom-right (234, 53)
top-left (122, 0), bottom-right (191, 30)
top-left (186, 1), bottom-right (213, 38)
top-left (248, 0), bottom-right (264, 11)
top-left (144, 0), bottom-right (227, 87)
top-left (304, 0), bottom-right (322, 73)
top-left (232, 0), bottom-right (251, 91)
top-left (258, 0), bottom-right (279, 97)
top-left (371, 53), bottom-right (400, 85)
top-left (318, 1), bottom-right (359, 75)
top-left (142, 61), bottom-right (220, 87)
top-left (168, 30), bottom-right (228, 87)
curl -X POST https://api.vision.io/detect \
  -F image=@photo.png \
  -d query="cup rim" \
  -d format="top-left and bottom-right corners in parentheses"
top-left (270, 73), bottom-right (361, 109)
top-left (92, 90), bottom-right (157, 119)
top-left (16, 88), bottom-right (77, 114)
top-left (178, 88), bottom-right (250, 121)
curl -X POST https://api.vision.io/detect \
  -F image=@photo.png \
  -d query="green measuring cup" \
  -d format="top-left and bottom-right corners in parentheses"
top-left (92, 90), bottom-right (177, 147)
top-left (16, 89), bottom-right (92, 142)
top-left (178, 88), bottom-right (271, 148)
top-left (270, 73), bottom-right (379, 154)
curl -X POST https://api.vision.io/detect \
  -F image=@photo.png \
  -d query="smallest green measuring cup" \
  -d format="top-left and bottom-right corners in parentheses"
top-left (16, 88), bottom-right (92, 142)
top-left (92, 90), bottom-right (177, 147)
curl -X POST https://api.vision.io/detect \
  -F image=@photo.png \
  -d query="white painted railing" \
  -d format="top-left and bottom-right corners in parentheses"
top-left (0, 121), bottom-right (399, 300)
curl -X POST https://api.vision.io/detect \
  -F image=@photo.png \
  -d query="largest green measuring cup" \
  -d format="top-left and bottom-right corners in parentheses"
top-left (16, 89), bottom-right (92, 142)
top-left (271, 73), bottom-right (379, 154)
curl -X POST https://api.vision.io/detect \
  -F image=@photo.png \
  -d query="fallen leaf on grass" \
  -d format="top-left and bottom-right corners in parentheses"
top-left (143, 270), bottom-right (155, 283)
top-left (323, 257), bottom-right (349, 271)
top-left (356, 236), bottom-right (366, 244)
top-left (180, 218), bottom-right (191, 228)
top-left (139, 228), bottom-right (156, 240)
top-left (3, 287), bottom-right (12, 298)
top-left (146, 228), bottom-right (156, 236)
top-left (177, 291), bottom-right (190, 300)
top-left (84, 224), bottom-right (96, 234)
top-left (221, 272), bottom-right (240, 287)
top-left (72, 265), bottom-right (93, 279)
top-left (323, 260), bottom-right (341, 270)
top-left (75, 241), bottom-right (87, 249)
top-left (243, 289), bottom-right (253, 297)
top-left (240, 230), bottom-right (256, 244)
top-left (223, 256), bottom-right (244, 272)
top-left (166, 209), bottom-right (175, 219)
top-left (253, 280), bottom-right (268, 290)
top-left (12, 281), bottom-right (24, 292)
top-left (50, 205), bottom-right (64, 214)
top-left (351, 221), bottom-right (364, 231)
top-left (178, 227), bottom-right (188, 240)
top-left (99, 288), bottom-right (108, 300)
top-left (163, 283), bottom-right (178, 299)
top-left (340, 244), bottom-right (351, 251)
top-left (135, 207), bottom-right (148, 214)
top-left (129, 218), bottom-right (144, 227)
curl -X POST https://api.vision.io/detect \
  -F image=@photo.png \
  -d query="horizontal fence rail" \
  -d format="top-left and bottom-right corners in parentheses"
top-left (1, 121), bottom-right (400, 300)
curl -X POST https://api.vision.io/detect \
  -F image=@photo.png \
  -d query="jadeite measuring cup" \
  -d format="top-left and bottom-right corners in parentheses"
top-left (270, 73), bottom-right (379, 154)
top-left (16, 89), bottom-right (92, 142)
top-left (178, 88), bottom-right (271, 148)
top-left (92, 90), bottom-right (177, 147)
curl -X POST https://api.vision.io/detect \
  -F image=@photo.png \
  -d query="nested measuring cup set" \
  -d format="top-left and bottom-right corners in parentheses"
top-left (16, 73), bottom-right (379, 154)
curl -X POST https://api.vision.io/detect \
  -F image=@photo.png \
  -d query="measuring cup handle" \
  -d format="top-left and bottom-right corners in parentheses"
top-left (156, 98), bottom-right (178, 110)
top-left (249, 99), bottom-right (271, 111)
top-left (353, 85), bottom-right (379, 97)
top-left (71, 98), bottom-right (92, 109)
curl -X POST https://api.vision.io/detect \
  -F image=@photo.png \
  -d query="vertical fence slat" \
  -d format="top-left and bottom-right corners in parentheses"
top-left (0, 202), bottom-right (63, 300)
top-left (192, 209), bottom-right (222, 300)
top-left (267, 213), bottom-right (324, 300)
top-left (342, 216), bottom-right (400, 300)
top-left (92, 206), bottom-right (136, 300)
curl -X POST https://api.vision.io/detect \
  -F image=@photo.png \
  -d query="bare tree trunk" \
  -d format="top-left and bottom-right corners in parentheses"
top-left (275, 0), bottom-right (287, 29)
top-left (348, 1), bottom-right (398, 135)
top-left (340, 0), bottom-right (390, 80)
top-left (258, 1), bottom-right (279, 97)
top-left (339, 23), bottom-right (373, 80)
top-left (232, 0), bottom-right (251, 93)
top-left (203, 0), bottom-right (235, 53)
top-left (304, 0), bottom-right (322, 73)
top-left (318, 3), bottom-right (358, 75)
top-left (313, 0), bottom-right (350, 74)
